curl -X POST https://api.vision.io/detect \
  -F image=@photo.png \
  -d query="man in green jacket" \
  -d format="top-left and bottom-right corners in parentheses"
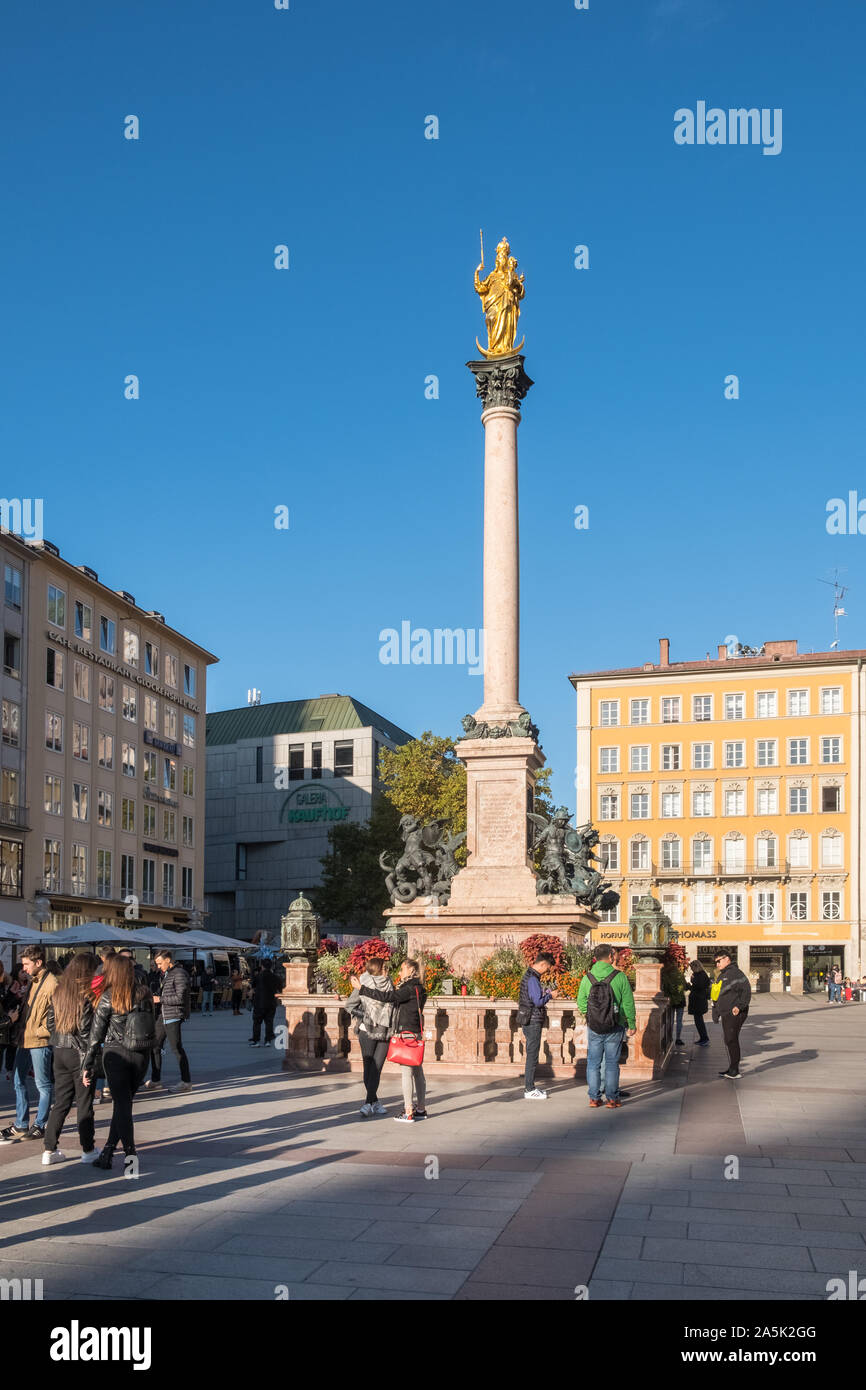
top-left (576, 945), bottom-right (637, 1109)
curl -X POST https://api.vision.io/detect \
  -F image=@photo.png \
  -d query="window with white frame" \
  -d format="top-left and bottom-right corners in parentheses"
top-left (788, 786), bottom-right (809, 814)
top-left (599, 700), bottom-right (619, 727)
top-left (46, 647), bottom-right (64, 691)
top-left (788, 836), bottom-right (809, 868)
top-left (99, 616), bottom-right (115, 654)
top-left (600, 794), bottom-right (619, 820)
top-left (789, 891), bottom-right (808, 921)
top-left (724, 693), bottom-right (744, 720)
top-left (661, 791), bottom-right (681, 818)
top-left (122, 684), bottom-right (137, 722)
top-left (182, 865), bottom-right (194, 908)
top-left (661, 838), bottom-right (681, 870)
top-left (756, 786), bottom-right (778, 816)
top-left (98, 673), bottom-right (115, 713)
top-left (4, 564), bottom-right (21, 610)
top-left (47, 585), bottom-right (66, 627)
top-left (820, 687), bottom-right (842, 715)
top-left (74, 601), bottom-right (92, 642)
top-left (821, 736), bottom-right (842, 763)
top-left (787, 688), bottom-right (809, 717)
top-left (142, 858), bottom-right (155, 905)
top-left (630, 839), bottom-right (649, 871)
top-left (662, 894), bottom-right (683, 924)
top-left (121, 854), bottom-right (135, 900)
top-left (821, 891), bottom-right (841, 921)
top-left (788, 737), bottom-right (808, 765)
top-left (183, 664), bottom-right (196, 697)
top-left (757, 891), bottom-right (776, 921)
top-left (71, 844), bottom-right (87, 894)
top-left (724, 788), bottom-right (745, 816)
top-left (72, 782), bottom-right (88, 822)
top-left (164, 757), bottom-right (176, 792)
top-left (756, 739), bottom-right (777, 767)
top-left (692, 839), bottom-right (713, 871)
top-left (630, 745), bottom-right (649, 772)
top-left (144, 696), bottom-right (158, 732)
top-left (599, 840), bottom-right (619, 872)
top-left (756, 691), bottom-right (777, 718)
top-left (121, 797), bottom-right (135, 833)
top-left (723, 741), bottom-right (745, 768)
top-left (45, 711), bottom-right (63, 752)
top-left (98, 732), bottom-right (114, 770)
top-left (599, 746), bottom-right (619, 774)
top-left (692, 790), bottom-right (712, 817)
top-left (97, 848), bottom-right (112, 899)
top-left (661, 744), bottom-right (681, 771)
top-left (693, 887), bottom-right (715, 921)
top-left (756, 835), bottom-right (777, 867)
top-left (122, 742), bottom-right (136, 777)
top-left (165, 654), bottom-right (178, 688)
top-left (724, 892), bottom-right (744, 921)
top-left (820, 833), bottom-right (843, 868)
top-left (822, 785), bottom-right (841, 813)
top-left (43, 838), bottom-right (62, 890)
top-left (164, 706), bottom-right (178, 741)
top-left (73, 661), bottom-right (90, 702)
top-left (145, 641), bottom-right (159, 678)
top-left (661, 697), bottom-right (681, 723)
top-left (72, 721), bottom-right (89, 761)
top-left (183, 765), bottom-right (195, 797)
top-left (692, 743), bottom-right (713, 769)
top-left (182, 815), bottom-right (194, 848)
top-left (630, 792), bottom-right (649, 819)
top-left (142, 804), bottom-right (156, 836)
top-left (44, 774), bottom-right (62, 816)
top-left (724, 839), bottom-right (745, 871)
top-left (629, 698), bottom-right (649, 725)
top-left (143, 751), bottom-right (157, 784)
top-left (163, 809), bottom-right (176, 843)
top-left (123, 629), bottom-right (139, 666)
top-left (692, 695), bottom-right (713, 722)
top-left (162, 861), bottom-right (175, 907)
top-left (97, 790), bottom-right (112, 827)
top-left (183, 714), bottom-right (195, 748)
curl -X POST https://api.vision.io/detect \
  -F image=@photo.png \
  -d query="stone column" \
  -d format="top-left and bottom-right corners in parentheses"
top-left (466, 354), bottom-right (533, 725)
top-left (789, 942), bottom-right (803, 995)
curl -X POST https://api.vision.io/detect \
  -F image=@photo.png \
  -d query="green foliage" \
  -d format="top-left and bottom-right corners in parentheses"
top-left (563, 945), bottom-right (593, 976)
top-left (315, 948), bottom-right (351, 996)
top-left (378, 732), bottom-right (467, 837)
top-left (310, 795), bottom-right (401, 933)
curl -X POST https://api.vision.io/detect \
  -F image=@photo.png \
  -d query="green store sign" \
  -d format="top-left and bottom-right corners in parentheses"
top-left (281, 785), bottom-right (349, 825)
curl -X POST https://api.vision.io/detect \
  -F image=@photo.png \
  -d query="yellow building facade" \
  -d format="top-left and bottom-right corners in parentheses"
top-left (571, 639), bottom-right (865, 994)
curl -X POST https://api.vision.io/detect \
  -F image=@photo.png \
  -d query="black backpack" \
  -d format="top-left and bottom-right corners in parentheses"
top-left (584, 967), bottom-right (621, 1034)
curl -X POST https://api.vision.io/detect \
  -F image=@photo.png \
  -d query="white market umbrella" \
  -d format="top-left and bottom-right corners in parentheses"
top-left (125, 927), bottom-right (193, 947)
top-left (0, 921), bottom-right (48, 942)
top-left (42, 922), bottom-right (138, 946)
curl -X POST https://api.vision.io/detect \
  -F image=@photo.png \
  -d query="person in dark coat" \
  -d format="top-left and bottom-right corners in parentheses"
top-left (43, 953), bottom-right (101, 1164)
top-left (711, 950), bottom-right (752, 1079)
top-left (249, 965), bottom-right (281, 1047)
top-left (685, 959), bottom-right (711, 1046)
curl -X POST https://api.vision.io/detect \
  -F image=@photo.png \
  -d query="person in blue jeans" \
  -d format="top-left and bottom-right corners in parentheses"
top-left (576, 944), bottom-right (637, 1109)
top-left (1, 945), bottom-right (58, 1143)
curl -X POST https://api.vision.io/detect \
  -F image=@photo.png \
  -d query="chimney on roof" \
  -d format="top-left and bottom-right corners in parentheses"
top-left (717, 644), bottom-right (728, 660)
top-left (659, 638), bottom-right (670, 668)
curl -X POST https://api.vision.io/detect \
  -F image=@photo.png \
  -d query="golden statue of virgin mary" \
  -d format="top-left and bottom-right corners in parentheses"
top-left (474, 236), bottom-right (525, 358)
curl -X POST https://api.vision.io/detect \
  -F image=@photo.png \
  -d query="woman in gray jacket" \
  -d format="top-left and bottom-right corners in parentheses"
top-left (345, 958), bottom-right (395, 1117)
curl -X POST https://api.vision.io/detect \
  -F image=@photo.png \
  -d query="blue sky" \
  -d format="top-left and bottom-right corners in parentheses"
top-left (3, 0), bottom-right (865, 805)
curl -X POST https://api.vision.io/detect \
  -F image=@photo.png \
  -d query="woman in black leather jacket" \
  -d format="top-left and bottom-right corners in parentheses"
top-left (43, 952), bottom-right (100, 1165)
top-left (82, 954), bottom-right (157, 1170)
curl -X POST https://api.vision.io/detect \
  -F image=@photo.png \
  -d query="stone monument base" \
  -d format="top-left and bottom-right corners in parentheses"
top-left (384, 895), bottom-right (598, 977)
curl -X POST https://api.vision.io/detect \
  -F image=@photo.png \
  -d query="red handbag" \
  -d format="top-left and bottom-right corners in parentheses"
top-left (386, 986), bottom-right (425, 1066)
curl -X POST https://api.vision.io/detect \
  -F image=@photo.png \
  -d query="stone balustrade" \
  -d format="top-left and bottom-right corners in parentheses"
top-left (279, 990), bottom-right (671, 1080)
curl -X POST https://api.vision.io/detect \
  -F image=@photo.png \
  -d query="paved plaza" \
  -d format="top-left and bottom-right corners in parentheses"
top-left (2, 996), bottom-right (865, 1302)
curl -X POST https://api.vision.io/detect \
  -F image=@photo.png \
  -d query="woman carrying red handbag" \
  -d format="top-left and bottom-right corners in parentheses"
top-left (357, 959), bottom-right (428, 1124)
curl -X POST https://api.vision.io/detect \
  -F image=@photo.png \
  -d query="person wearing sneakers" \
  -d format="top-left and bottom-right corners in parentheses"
top-left (685, 959), bottom-right (711, 1046)
top-left (42, 954), bottom-right (101, 1167)
top-left (150, 951), bottom-right (192, 1094)
top-left (1, 945), bottom-right (58, 1145)
top-left (576, 944), bottom-right (636, 1109)
top-left (516, 952), bottom-right (560, 1101)
top-left (360, 959), bottom-right (428, 1124)
top-left (249, 963), bottom-right (281, 1047)
top-left (712, 950), bottom-right (751, 1079)
top-left (345, 957), bottom-right (395, 1117)
top-left (82, 954), bottom-right (157, 1170)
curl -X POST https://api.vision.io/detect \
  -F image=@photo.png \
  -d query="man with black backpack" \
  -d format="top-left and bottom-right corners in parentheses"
top-left (576, 945), bottom-right (636, 1109)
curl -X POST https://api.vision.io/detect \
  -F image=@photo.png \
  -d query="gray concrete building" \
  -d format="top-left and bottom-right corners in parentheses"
top-left (205, 696), bottom-right (412, 941)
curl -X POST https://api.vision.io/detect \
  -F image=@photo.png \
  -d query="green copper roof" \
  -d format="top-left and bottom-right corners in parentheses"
top-left (206, 696), bottom-right (413, 747)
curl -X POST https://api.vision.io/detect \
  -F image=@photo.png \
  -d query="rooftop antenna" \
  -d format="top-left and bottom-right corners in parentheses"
top-left (818, 570), bottom-right (848, 649)
top-left (247, 687), bottom-right (262, 706)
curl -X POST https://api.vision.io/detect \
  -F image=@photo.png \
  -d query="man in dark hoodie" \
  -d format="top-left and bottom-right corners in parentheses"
top-left (712, 950), bottom-right (751, 1079)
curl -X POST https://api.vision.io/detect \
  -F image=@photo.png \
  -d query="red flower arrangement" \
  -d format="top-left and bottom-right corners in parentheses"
top-left (340, 937), bottom-right (392, 981)
top-left (318, 937), bottom-right (340, 957)
top-left (519, 934), bottom-right (566, 971)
